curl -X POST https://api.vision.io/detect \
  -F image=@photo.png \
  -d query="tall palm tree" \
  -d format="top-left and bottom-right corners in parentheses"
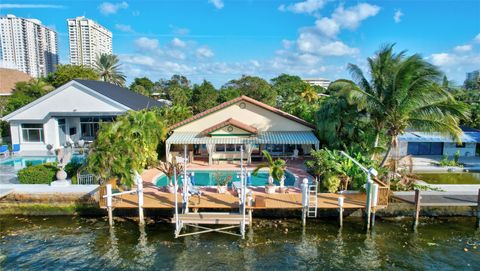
top-left (300, 84), bottom-right (318, 103)
top-left (253, 150), bottom-right (286, 186)
top-left (93, 54), bottom-right (126, 86)
top-left (331, 44), bottom-right (469, 166)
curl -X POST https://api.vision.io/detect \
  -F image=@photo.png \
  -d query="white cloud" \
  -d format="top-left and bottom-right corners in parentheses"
top-left (331, 3), bottom-right (380, 30)
top-left (453, 44), bottom-right (472, 53)
top-left (430, 53), bottom-right (456, 66)
top-left (297, 31), bottom-right (358, 56)
top-left (170, 25), bottom-right (190, 35)
top-left (208, 0), bottom-right (224, 9)
top-left (315, 17), bottom-right (340, 37)
top-left (196, 46), bottom-right (214, 58)
top-left (134, 37), bottom-right (159, 51)
top-left (278, 0), bottom-right (326, 14)
top-left (98, 1), bottom-right (128, 15)
top-left (0, 4), bottom-right (64, 9)
top-left (394, 10), bottom-right (403, 23)
top-left (474, 33), bottom-right (480, 43)
top-left (171, 38), bottom-right (187, 48)
top-left (115, 24), bottom-right (134, 33)
top-left (313, 3), bottom-right (379, 37)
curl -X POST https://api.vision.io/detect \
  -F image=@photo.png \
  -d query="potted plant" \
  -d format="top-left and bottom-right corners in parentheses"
top-left (213, 172), bottom-right (231, 193)
top-left (155, 159), bottom-right (183, 193)
top-left (253, 150), bottom-right (286, 194)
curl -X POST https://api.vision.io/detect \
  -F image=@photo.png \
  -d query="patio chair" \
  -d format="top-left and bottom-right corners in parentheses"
top-left (11, 144), bottom-right (20, 155)
top-left (0, 145), bottom-right (8, 157)
top-left (187, 176), bottom-right (202, 196)
top-left (291, 149), bottom-right (299, 160)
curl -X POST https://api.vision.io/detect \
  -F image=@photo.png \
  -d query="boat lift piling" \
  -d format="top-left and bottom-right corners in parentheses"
top-left (106, 184), bottom-right (113, 227)
top-left (477, 188), bottom-right (480, 229)
top-left (371, 183), bottom-right (379, 228)
top-left (301, 178), bottom-right (309, 226)
top-left (413, 189), bottom-right (421, 230)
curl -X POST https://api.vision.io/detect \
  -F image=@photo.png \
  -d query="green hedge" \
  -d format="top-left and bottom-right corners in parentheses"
top-left (18, 163), bottom-right (58, 184)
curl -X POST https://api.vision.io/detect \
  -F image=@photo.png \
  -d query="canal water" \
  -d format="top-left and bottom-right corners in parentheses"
top-left (1, 216), bottom-right (479, 270)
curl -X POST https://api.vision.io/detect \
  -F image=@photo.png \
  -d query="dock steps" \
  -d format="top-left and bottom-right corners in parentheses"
top-left (172, 212), bottom-right (250, 225)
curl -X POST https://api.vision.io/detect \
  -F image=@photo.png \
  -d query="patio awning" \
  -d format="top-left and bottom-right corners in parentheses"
top-left (166, 131), bottom-right (319, 145)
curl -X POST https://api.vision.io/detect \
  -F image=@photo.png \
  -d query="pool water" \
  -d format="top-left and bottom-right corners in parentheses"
top-left (417, 172), bottom-right (480, 184)
top-left (0, 154), bottom-right (85, 167)
top-left (154, 170), bottom-right (296, 187)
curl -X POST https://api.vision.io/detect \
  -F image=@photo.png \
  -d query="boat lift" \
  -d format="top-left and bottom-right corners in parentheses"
top-left (173, 146), bottom-right (249, 238)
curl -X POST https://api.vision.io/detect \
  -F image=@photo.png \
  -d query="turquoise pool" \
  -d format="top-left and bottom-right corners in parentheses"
top-left (0, 154), bottom-right (85, 167)
top-left (154, 170), bottom-right (296, 187)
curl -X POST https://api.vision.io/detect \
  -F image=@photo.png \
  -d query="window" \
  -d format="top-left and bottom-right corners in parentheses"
top-left (80, 117), bottom-right (113, 140)
top-left (456, 143), bottom-right (466, 148)
top-left (215, 144), bottom-right (244, 152)
top-left (21, 124), bottom-right (44, 142)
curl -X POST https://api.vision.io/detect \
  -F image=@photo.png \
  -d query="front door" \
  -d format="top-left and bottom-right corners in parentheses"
top-left (58, 118), bottom-right (66, 146)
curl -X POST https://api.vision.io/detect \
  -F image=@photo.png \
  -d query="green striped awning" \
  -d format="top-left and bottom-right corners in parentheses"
top-left (166, 131), bottom-right (319, 145)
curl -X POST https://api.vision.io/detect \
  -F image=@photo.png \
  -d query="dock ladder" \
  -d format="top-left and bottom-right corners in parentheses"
top-left (307, 180), bottom-right (318, 218)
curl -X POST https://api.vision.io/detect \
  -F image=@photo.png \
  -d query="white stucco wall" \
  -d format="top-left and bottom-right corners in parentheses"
top-left (5, 82), bottom-right (130, 153)
top-left (174, 100), bottom-right (313, 132)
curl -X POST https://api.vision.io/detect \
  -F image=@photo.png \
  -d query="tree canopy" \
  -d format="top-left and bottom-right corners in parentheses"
top-left (222, 75), bottom-right (276, 105)
top-left (46, 64), bottom-right (99, 87)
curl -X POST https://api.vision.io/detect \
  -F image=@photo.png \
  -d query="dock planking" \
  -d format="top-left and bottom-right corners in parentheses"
top-left (99, 186), bottom-right (368, 210)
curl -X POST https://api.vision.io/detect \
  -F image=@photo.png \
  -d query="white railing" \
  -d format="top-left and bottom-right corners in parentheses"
top-left (77, 173), bottom-right (98, 185)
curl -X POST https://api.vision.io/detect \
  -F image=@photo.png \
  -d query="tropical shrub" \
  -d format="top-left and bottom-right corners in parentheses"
top-left (18, 163), bottom-right (57, 184)
top-left (438, 151), bottom-right (462, 167)
top-left (322, 173), bottom-right (341, 193)
top-left (305, 148), bottom-right (380, 192)
top-left (253, 150), bottom-right (286, 186)
top-left (86, 110), bottom-right (167, 187)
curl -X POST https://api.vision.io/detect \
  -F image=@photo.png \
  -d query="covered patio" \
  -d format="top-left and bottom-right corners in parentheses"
top-left (166, 131), bottom-right (319, 165)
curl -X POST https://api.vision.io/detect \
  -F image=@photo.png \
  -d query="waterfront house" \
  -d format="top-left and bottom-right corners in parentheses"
top-left (1, 79), bottom-right (165, 153)
top-left (166, 95), bottom-right (320, 164)
top-left (397, 127), bottom-right (480, 157)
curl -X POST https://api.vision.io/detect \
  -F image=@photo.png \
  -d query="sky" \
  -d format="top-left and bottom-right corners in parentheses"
top-left (1, 0), bottom-right (479, 87)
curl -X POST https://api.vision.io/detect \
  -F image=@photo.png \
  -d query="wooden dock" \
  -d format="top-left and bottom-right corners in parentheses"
top-left (99, 186), bottom-right (371, 210)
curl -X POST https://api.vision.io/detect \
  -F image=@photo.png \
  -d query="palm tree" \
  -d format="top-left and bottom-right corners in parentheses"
top-left (300, 84), bottom-right (318, 103)
top-left (155, 159), bottom-right (183, 187)
top-left (331, 44), bottom-right (469, 167)
top-left (253, 150), bottom-right (286, 187)
top-left (93, 54), bottom-right (126, 86)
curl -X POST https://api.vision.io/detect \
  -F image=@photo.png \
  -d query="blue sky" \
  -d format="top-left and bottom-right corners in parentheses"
top-left (1, 0), bottom-right (479, 86)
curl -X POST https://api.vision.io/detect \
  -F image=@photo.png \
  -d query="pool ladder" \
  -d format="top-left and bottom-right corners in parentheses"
top-left (307, 180), bottom-right (318, 218)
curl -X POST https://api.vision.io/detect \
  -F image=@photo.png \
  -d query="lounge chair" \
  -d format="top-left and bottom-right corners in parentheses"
top-left (0, 145), bottom-right (8, 157)
top-left (12, 144), bottom-right (20, 155)
top-left (186, 176), bottom-right (202, 196)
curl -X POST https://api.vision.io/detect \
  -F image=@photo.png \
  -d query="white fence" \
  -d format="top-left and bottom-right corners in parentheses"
top-left (77, 173), bottom-right (98, 185)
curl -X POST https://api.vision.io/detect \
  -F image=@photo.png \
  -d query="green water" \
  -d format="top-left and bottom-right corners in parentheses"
top-left (1, 216), bottom-right (479, 270)
top-left (417, 172), bottom-right (480, 184)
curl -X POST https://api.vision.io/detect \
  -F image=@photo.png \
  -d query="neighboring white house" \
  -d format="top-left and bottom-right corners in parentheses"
top-left (2, 79), bottom-right (165, 153)
top-left (302, 78), bottom-right (331, 89)
top-left (397, 127), bottom-right (480, 157)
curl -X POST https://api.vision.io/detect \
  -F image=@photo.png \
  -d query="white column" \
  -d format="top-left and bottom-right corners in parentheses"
top-left (165, 143), bottom-right (171, 162)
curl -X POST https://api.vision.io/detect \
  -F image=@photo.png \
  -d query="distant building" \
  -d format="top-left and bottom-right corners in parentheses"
top-left (67, 16), bottom-right (112, 67)
top-left (0, 68), bottom-right (32, 96)
top-left (466, 70), bottom-right (479, 82)
top-left (0, 15), bottom-right (58, 77)
top-left (303, 78), bottom-right (331, 89)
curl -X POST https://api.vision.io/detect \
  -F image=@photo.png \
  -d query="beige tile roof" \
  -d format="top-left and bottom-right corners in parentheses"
top-left (0, 68), bottom-right (32, 95)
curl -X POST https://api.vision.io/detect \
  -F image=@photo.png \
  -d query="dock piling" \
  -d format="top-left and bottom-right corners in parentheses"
top-left (137, 179), bottom-right (145, 225)
top-left (338, 196), bottom-right (344, 227)
top-left (371, 184), bottom-right (379, 228)
top-left (365, 180), bottom-right (372, 230)
top-left (477, 188), bottom-right (480, 229)
top-left (106, 184), bottom-right (113, 227)
top-left (301, 178), bottom-right (309, 226)
top-left (413, 189), bottom-right (421, 230)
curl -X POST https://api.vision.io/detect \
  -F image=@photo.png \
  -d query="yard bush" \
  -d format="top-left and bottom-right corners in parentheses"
top-left (18, 163), bottom-right (57, 184)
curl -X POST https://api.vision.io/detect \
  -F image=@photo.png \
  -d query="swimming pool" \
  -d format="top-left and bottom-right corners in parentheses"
top-left (154, 170), bottom-right (296, 187)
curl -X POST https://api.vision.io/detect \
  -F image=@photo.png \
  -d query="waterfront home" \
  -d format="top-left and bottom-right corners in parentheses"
top-left (397, 127), bottom-right (480, 157)
top-left (166, 95), bottom-right (320, 164)
top-left (1, 79), bottom-right (165, 153)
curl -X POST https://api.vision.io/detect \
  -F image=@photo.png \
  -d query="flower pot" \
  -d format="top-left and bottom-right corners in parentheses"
top-left (217, 185), bottom-right (228, 194)
top-left (265, 185), bottom-right (277, 194)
